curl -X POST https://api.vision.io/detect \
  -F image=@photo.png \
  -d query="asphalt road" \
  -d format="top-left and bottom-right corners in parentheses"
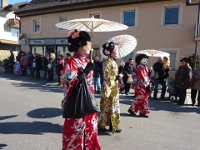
top-left (0, 73), bottom-right (200, 150)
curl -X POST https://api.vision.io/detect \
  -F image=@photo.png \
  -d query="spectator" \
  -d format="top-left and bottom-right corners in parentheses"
top-left (3, 58), bottom-right (9, 73)
top-left (93, 55), bottom-right (102, 94)
top-left (43, 55), bottom-right (48, 79)
top-left (175, 57), bottom-right (192, 105)
top-left (123, 58), bottom-right (135, 95)
top-left (191, 68), bottom-right (200, 106)
top-left (118, 60), bottom-right (125, 94)
top-left (14, 61), bottom-right (20, 76)
top-left (20, 52), bottom-right (29, 76)
top-left (47, 53), bottom-right (55, 81)
top-left (153, 58), bottom-right (166, 100)
top-left (56, 54), bottom-right (65, 85)
top-left (35, 54), bottom-right (43, 79)
top-left (8, 51), bottom-right (15, 73)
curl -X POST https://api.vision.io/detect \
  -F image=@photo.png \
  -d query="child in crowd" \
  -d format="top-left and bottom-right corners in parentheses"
top-left (15, 61), bottom-right (20, 76)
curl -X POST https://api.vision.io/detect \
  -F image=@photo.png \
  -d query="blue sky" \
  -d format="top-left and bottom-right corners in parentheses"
top-left (9, 0), bottom-right (30, 4)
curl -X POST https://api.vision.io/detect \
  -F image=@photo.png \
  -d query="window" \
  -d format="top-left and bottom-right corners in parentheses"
top-left (58, 16), bottom-right (68, 31)
top-left (89, 13), bottom-right (100, 18)
top-left (123, 10), bottom-right (136, 27)
top-left (32, 19), bottom-right (41, 33)
top-left (164, 6), bottom-right (179, 25)
top-left (11, 28), bottom-right (19, 37)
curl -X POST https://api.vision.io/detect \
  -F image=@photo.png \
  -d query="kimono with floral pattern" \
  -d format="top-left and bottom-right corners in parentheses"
top-left (98, 57), bottom-right (120, 133)
top-left (62, 53), bottom-right (101, 150)
top-left (130, 64), bottom-right (150, 115)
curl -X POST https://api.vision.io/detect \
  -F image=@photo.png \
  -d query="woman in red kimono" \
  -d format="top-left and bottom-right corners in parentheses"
top-left (128, 54), bottom-right (151, 118)
top-left (61, 30), bottom-right (101, 150)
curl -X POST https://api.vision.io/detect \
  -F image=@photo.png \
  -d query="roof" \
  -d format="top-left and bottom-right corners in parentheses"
top-left (15, 0), bottom-right (170, 17)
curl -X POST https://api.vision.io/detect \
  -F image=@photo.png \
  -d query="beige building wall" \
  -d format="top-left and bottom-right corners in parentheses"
top-left (20, 0), bottom-right (198, 69)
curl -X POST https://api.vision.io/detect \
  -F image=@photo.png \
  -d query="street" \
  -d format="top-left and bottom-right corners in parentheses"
top-left (0, 73), bottom-right (200, 150)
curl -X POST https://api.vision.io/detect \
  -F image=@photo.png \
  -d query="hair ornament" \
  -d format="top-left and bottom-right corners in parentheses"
top-left (104, 49), bottom-right (110, 55)
top-left (67, 29), bottom-right (79, 39)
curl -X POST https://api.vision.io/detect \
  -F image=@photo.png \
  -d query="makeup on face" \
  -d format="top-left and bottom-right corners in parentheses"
top-left (141, 58), bottom-right (148, 65)
top-left (83, 41), bottom-right (92, 51)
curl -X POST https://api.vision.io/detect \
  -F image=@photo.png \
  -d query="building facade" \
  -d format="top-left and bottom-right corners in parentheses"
top-left (15, 0), bottom-right (198, 70)
top-left (0, 0), bottom-right (20, 61)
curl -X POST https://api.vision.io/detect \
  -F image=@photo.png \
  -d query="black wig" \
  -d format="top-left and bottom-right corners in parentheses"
top-left (67, 30), bottom-right (91, 52)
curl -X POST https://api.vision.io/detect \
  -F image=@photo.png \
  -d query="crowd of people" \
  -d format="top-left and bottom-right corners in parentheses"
top-left (2, 50), bottom-right (72, 84)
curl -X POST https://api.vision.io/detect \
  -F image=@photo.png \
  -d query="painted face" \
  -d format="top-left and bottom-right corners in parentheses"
top-left (141, 58), bottom-right (148, 65)
top-left (80, 41), bottom-right (92, 55)
top-left (111, 45), bottom-right (119, 59)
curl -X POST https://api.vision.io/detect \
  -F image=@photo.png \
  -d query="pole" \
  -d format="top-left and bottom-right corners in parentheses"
top-left (194, 3), bottom-right (200, 69)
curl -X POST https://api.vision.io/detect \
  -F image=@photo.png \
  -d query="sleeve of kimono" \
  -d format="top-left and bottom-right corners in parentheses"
top-left (136, 65), bottom-right (150, 87)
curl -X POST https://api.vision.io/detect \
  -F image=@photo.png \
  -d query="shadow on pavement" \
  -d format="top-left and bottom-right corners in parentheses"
top-left (0, 121), bottom-right (62, 134)
top-left (0, 144), bottom-right (8, 149)
top-left (27, 107), bottom-right (62, 118)
top-left (0, 115), bottom-right (18, 121)
top-left (149, 100), bottom-right (200, 114)
top-left (0, 73), bottom-right (62, 93)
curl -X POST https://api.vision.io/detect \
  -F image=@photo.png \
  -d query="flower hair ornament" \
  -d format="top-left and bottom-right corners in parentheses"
top-left (67, 29), bottom-right (79, 39)
top-left (104, 49), bottom-right (110, 55)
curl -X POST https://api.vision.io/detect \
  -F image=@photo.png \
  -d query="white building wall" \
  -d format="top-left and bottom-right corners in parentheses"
top-left (0, 10), bottom-right (18, 42)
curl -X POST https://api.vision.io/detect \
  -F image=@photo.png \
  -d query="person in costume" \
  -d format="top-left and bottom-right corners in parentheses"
top-left (98, 41), bottom-right (122, 133)
top-left (128, 54), bottom-right (151, 118)
top-left (61, 29), bottom-right (101, 150)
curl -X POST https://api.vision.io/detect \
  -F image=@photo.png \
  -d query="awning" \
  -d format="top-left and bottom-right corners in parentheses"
top-left (0, 39), bottom-right (18, 45)
top-left (0, 50), bottom-right (18, 61)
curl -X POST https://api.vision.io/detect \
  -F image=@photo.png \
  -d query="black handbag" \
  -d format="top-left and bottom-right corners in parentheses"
top-left (62, 73), bottom-right (99, 118)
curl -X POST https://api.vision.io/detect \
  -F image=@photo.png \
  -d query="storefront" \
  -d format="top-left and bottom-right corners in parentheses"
top-left (29, 38), bottom-right (72, 58)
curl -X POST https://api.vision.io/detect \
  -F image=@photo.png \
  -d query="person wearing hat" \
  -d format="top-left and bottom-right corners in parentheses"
top-left (98, 41), bottom-right (122, 133)
top-left (128, 54), bottom-right (151, 118)
top-left (175, 57), bottom-right (192, 105)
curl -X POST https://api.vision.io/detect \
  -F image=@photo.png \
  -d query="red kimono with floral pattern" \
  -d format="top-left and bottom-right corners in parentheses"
top-left (130, 64), bottom-right (150, 115)
top-left (62, 54), bottom-right (101, 150)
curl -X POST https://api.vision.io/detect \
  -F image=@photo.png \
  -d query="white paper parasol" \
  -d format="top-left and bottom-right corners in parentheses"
top-left (100, 34), bottom-right (137, 59)
top-left (55, 17), bottom-right (128, 32)
top-left (137, 49), bottom-right (170, 58)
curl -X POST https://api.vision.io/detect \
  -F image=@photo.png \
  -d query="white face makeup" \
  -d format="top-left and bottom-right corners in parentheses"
top-left (141, 58), bottom-right (148, 65)
top-left (83, 41), bottom-right (92, 51)
top-left (80, 41), bottom-right (92, 55)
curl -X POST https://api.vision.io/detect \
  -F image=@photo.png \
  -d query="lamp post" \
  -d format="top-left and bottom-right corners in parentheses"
top-left (186, 0), bottom-right (200, 69)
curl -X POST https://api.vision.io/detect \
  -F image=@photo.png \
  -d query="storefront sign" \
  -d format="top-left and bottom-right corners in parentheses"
top-left (56, 39), bottom-right (68, 45)
top-left (45, 39), bottom-right (55, 45)
top-left (30, 40), bottom-right (45, 45)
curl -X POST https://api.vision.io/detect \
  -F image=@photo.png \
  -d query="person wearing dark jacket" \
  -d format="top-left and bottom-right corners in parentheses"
top-left (93, 56), bottom-right (102, 93)
top-left (191, 68), bottom-right (200, 106)
top-left (153, 58), bottom-right (166, 100)
top-left (118, 60), bottom-right (125, 94)
top-left (123, 58), bottom-right (135, 95)
top-left (175, 57), bottom-right (192, 105)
